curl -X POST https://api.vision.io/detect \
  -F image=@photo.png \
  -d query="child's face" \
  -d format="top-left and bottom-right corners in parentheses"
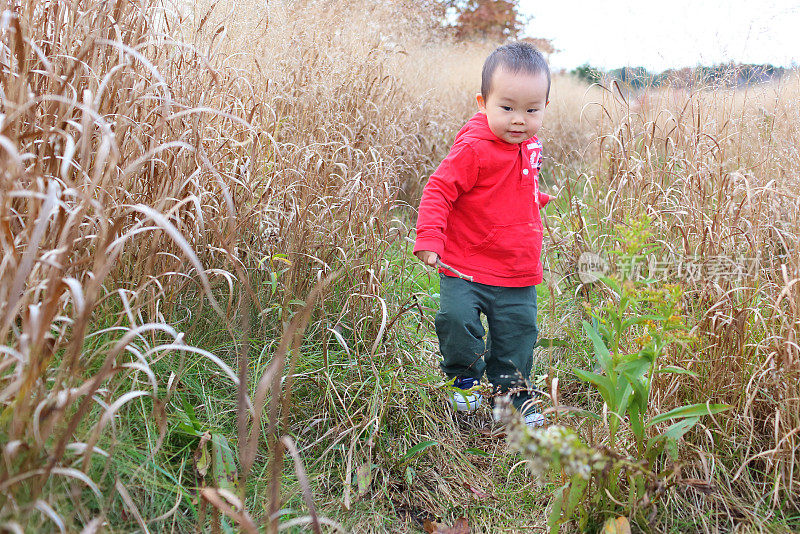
top-left (476, 67), bottom-right (549, 144)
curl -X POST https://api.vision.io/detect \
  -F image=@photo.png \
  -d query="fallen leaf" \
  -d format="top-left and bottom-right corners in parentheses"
top-left (211, 433), bottom-right (238, 492)
top-left (424, 517), bottom-right (470, 534)
top-left (603, 516), bottom-right (631, 534)
top-left (194, 431), bottom-right (212, 478)
top-left (465, 482), bottom-right (492, 500)
top-left (404, 466), bottom-right (415, 486)
top-left (356, 463), bottom-right (371, 495)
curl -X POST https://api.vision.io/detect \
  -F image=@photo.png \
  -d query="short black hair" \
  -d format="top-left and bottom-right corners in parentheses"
top-left (481, 42), bottom-right (551, 100)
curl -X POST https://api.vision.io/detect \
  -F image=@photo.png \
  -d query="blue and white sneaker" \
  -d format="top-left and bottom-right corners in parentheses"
top-left (450, 377), bottom-right (482, 412)
top-left (524, 411), bottom-right (545, 428)
top-left (492, 397), bottom-right (545, 428)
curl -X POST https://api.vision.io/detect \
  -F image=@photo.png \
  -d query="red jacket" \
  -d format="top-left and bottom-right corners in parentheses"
top-left (414, 112), bottom-right (550, 287)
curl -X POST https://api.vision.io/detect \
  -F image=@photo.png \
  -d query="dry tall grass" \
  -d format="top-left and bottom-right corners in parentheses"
top-left (0, 0), bottom-right (448, 530)
top-left (542, 75), bottom-right (800, 528)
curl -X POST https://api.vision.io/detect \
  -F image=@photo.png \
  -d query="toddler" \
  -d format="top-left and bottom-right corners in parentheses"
top-left (414, 42), bottom-right (552, 428)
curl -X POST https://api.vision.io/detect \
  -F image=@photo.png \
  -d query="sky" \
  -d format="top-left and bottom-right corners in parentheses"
top-left (519, 0), bottom-right (800, 72)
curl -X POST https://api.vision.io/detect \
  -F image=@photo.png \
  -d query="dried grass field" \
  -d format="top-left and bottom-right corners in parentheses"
top-left (1, 0), bottom-right (799, 532)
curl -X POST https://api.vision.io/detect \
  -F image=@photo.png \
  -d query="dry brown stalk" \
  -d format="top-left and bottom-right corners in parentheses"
top-left (2, 0), bottom-right (443, 529)
top-left (436, 259), bottom-right (475, 282)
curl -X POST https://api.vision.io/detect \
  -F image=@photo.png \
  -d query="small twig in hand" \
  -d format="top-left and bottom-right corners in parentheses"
top-left (436, 259), bottom-right (474, 282)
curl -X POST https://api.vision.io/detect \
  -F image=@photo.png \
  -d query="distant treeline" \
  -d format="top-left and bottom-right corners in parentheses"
top-left (571, 63), bottom-right (793, 88)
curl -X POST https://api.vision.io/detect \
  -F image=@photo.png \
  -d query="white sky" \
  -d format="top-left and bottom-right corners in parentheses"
top-left (520, 0), bottom-right (800, 72)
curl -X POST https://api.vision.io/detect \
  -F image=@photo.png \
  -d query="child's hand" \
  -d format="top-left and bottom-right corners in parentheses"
top-left (415, 250), bottom-right (439, 267)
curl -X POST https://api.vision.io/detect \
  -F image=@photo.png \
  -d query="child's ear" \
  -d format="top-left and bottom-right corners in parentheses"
top-left (476, 93), bottom-right (486, 112)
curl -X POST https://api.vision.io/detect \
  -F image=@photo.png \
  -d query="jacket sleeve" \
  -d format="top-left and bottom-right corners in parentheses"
top-left (414, 143), bottom-right (480, 257)
top-left (538, 191), bottom-right (551, 207)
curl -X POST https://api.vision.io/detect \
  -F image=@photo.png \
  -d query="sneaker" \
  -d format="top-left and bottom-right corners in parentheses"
top-left (450, 377), bottom-right (482, 412)
top-left (524, 411), bottom-right (545, 428)
top-left (492, 402), bottom-right (545, 429)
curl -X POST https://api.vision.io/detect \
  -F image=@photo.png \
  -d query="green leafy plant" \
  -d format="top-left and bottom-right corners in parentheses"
top-left (173, 396), bottom-right (239, 494)
top-left (520, 217), bottom-right (732, 531)
top-left (578, 276), bottom-right (729, 463)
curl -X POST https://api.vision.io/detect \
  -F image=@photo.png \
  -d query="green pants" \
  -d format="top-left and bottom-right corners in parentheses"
top-left (435, 274), bottom-right (539, 411)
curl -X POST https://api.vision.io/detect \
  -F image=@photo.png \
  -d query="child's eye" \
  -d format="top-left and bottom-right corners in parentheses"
top-left (527, 108), bottom-right (538, 113)
top-left (501, 106), bottom-right (512, 111)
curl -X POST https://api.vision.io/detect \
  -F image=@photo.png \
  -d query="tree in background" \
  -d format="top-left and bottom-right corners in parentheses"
top-left (571, 63), bottom-right (602, 83)
top-left (453, 0), bottom-right (526, 41)
top-left (607, 66), bottom-right (655, 89)
top-left (570, 62), bottom-right (787, 89)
